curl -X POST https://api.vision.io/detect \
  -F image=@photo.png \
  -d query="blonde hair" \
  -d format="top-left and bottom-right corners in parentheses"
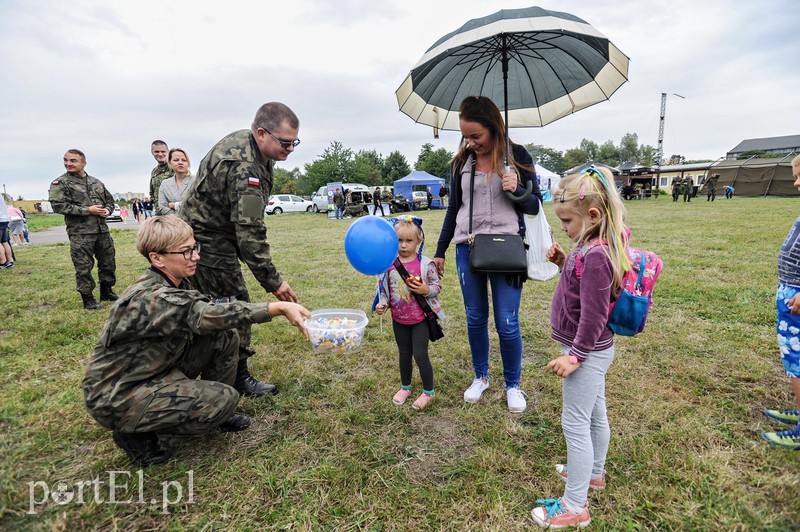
top-left (394, 219), bottom-right (423, 244)
top-left (792, 154), bottom-right (800, 168)
top-left (555, 167), bottom-right (630, 291)
top-left (136, 215), bottom-right (194, 260)
top-left (168, 148), bottom-right (191, 175)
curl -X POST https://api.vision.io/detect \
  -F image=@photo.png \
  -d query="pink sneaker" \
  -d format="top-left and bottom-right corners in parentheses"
top-left (555, 464), bottom-right (606, 490)
top-left (392, 388), bottom-right (412, 405)
top-left (530, 498), bottom-right (591, 529)
top-left (412, 393), bottom-right (434, 410)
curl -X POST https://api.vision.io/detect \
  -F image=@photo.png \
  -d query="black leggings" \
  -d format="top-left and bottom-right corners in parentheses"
top-left (392, 320), bottom-right (434, 391)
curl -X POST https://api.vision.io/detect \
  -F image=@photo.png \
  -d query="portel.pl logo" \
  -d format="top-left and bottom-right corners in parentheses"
top-left (27, 470), bottom-right (194, 515)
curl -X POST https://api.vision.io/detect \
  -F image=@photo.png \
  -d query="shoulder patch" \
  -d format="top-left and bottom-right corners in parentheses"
top-left (51, 180), bottom-right (60, 185)
top-left (248, 177), bottom-right (260, 186)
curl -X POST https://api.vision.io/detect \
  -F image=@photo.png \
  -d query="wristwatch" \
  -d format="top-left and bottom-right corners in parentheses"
top-left (569, 355), bottom-right (580, 365)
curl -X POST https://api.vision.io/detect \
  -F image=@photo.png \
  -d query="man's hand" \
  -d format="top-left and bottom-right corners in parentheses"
top-left (88, 205), bottom-right (109, 217)
top-left (273, 281), bottom-right (298, 303)
top-left (268, 301), bottom-right (311, 339)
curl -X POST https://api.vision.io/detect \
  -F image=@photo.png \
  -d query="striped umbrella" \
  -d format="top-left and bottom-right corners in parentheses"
top-left (396, 6), bottom-right (630, 136)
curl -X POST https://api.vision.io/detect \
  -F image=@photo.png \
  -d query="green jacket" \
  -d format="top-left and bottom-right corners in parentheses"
top-left (83, 268), bottom-right (272, 419)
top-left (48, 172), bottom-right (115, 236)
top-left (180, 129), bottom-right (283, 292)
top-left (150, 163), bottom-right (174, 203)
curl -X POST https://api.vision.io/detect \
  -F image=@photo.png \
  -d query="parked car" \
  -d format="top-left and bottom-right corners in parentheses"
top-left (106, 204), bottom-right (123, 222)
top-left (411, 191), bottom-right (429, 210)
top-left (265, 194), bottom-right (314, 215)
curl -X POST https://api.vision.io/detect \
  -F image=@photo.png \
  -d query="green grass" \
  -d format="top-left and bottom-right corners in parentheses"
top-left (25, 213), bottom-right (67, 232)
top-left (1, 198), bottom-right (799, 529)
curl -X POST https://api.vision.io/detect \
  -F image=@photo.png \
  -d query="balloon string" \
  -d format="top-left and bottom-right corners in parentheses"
top-left (379, 313), bottom-right (383, 333)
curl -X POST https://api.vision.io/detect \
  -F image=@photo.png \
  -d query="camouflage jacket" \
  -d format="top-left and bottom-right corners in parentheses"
top-left (705, 176), bottom-right (719, 192)
top-left (180, 129), bottom-right (283, 292)
top-left (149, 163), bottom-right (174, 203)
top-left (83, 267), bottom-right (272, 416)
top-left (48, 172), bottom-right (115, 236)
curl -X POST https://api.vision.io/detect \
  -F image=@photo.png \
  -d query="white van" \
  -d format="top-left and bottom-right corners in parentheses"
top-left (311, 184), bottom-right (372, 212)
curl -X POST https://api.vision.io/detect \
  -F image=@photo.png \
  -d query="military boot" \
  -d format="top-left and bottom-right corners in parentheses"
top-left (219, 413), bottom-right (252, 432)
top-left (112, 430), bottom-right (171, 466)
top-left (81, 293), bottom-right (102, 310)
top-left (100, 283), bottom-right (119, 301)
top-left (234, 358), bottom-right (278, 397)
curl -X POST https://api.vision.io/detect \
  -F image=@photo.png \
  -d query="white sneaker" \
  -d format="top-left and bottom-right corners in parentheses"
top-left (463, 378), bottom-right (489, 403)
top-left (506, 387), bottom-right (527, 413)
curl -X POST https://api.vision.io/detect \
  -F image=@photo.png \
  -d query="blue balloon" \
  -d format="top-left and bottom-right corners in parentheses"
top-left (344, 216), bottom-right (399, 275)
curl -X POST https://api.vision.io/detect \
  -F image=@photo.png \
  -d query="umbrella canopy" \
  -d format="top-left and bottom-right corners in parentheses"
top-left (396, 6), bottom-right (630, 133)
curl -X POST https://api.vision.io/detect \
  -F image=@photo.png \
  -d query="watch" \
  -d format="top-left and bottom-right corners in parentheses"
top-left (569, 355), bottom-right (580, 365)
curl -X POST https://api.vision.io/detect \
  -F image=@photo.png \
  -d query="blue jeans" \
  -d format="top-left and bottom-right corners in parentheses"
top-left (335, 206), bottom-right (344, 219)
top-left (455, 243), bottom-right (523, 389)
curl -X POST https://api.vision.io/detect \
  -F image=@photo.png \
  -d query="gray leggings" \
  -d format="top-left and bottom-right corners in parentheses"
top-left (560, 344), bottom-right (615, 510)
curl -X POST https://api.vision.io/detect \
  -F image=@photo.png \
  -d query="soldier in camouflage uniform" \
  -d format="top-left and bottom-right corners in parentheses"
top-left (671, 177), bottom-right (681, 202)
top-left (83, 215), bottom-right (310, 466)
top-left (149, 140), bottom-right (174, 209)
top-left (705, 173), bottom-right (720, 202)
top-left (49, 149), bottom-right (118, 309)
top-left (180, 102), bottom-right (301, 397)
top-left (683, 176), bottom-right (693, 202)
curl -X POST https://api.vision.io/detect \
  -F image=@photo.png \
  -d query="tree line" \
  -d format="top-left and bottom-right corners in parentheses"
top-left (272, 132), bottom-right (719, 196)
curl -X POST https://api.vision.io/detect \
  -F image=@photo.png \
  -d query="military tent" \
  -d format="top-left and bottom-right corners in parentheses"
top-left (713, 155), bottom-right (797, 197)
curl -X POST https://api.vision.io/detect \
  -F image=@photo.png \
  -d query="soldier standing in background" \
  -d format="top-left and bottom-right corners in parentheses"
top-left (83, 215), bottom-right (310, 466)
top-left (683, 176), bottom-right (693, 202)
top-left (671, 177), bottom-right (681, 202)
top-left (705, 173), bottom-right (720, 202)
top-left (49, 149), bottom-right (118, 309)
top-left (180, 102), bottom-right (301, 397)
top-left (149, 140), bottom-right (174, 210)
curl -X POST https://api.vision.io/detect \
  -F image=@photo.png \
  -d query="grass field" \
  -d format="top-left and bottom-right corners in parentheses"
top-left (1, 197), bottom-right (799, 530)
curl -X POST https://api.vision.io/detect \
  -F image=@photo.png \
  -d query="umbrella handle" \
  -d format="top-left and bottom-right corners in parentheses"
top-left (505, 180), bottom-right (533, 202)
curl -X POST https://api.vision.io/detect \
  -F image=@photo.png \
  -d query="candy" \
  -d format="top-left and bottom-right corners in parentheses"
top-left (305, 310), bottom-right (368, 353)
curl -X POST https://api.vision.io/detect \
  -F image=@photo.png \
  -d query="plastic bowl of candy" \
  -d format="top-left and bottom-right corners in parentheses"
top-left (305, 309), bottom-right (369, 353)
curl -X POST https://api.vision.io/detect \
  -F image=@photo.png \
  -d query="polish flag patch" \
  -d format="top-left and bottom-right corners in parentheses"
top-left (248, 177), bottom-right (260, 186)
top-left (51, 180), bottom-right (60, 185)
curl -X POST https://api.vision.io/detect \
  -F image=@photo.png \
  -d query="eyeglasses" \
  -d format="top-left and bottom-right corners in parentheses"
top-left (160, 243), bottom-right (200, 260)
top-left (262, 128), bottom-right (300, 149)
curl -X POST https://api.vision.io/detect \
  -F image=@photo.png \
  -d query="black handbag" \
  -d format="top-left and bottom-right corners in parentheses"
top-left (392, 258), bottom-right (444, 341)
top-left (467, 158), bottom-right (528, 275)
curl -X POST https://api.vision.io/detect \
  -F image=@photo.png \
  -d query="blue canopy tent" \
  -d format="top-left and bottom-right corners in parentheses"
top-left (393, 171), bottom-right (446, 208)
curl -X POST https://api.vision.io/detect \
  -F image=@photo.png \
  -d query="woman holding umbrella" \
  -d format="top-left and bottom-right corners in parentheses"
top-left (434, 96), bottom-right (542, 413)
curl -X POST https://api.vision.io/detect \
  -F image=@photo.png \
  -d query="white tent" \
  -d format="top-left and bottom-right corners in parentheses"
top-left (535, 164), bottom-right (560, 201)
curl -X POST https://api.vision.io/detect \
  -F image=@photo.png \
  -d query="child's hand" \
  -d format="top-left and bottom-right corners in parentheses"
top-left (545, 355), bottom-right (581, 378)
top-left (375, 303), bottom-right (388, 315)
top-left (788, 294), bottom-right (800, 315)
top-left (405, 275), bottom-right (430, 295)
top-left (546, 241), bottom-right (566, 269)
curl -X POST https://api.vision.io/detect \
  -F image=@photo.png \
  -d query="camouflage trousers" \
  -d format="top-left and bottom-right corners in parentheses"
top-left (112, 330), bottom-right (240, 435)
top-left (68, 232), bottom-right (116, 295)
top-left (191, 261), bottom-right (254, 360)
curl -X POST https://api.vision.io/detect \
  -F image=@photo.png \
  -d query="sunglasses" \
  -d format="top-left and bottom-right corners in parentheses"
top-left (262, 128), bottom-right (300, 149)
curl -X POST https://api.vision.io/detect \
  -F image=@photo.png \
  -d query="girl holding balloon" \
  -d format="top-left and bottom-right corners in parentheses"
top-left (372, 216), bottom-right (444, 411)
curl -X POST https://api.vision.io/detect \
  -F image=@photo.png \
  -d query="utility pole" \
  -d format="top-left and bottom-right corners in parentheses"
top-left (656, 93), bottom-right (684, 194)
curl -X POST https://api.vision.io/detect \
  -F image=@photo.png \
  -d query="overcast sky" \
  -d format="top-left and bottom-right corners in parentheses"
top-left (1, 0), bottom-right (798, 200)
